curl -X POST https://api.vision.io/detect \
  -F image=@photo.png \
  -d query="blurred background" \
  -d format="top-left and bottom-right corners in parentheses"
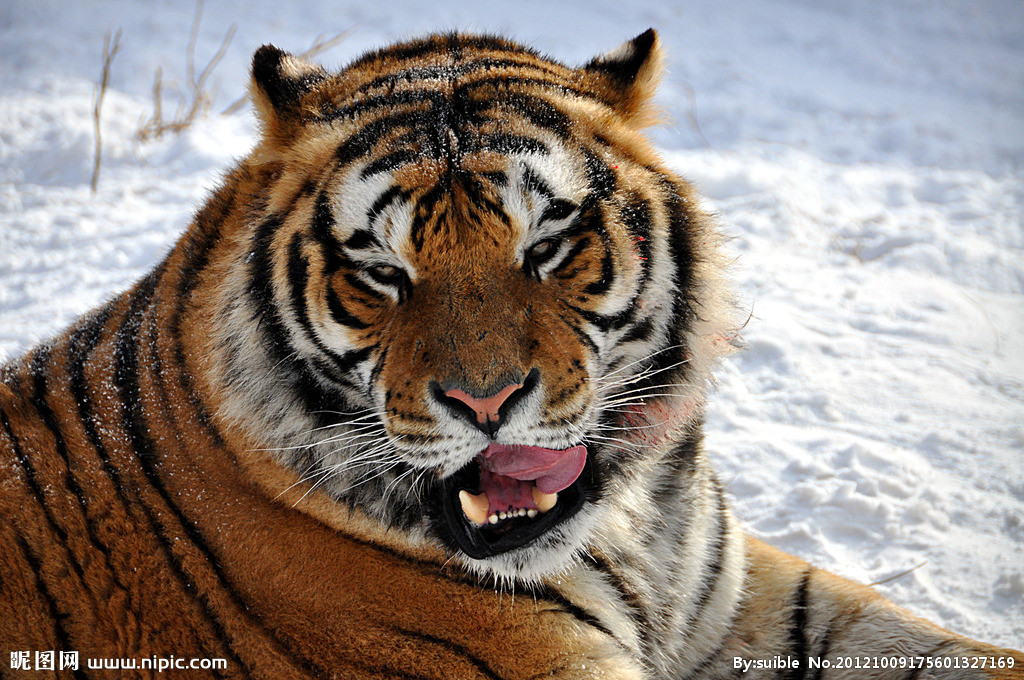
top-left (1, 0), bottom-right (1021, 646)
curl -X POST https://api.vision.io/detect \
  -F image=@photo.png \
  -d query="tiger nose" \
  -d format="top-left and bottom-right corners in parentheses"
top-left (431, 370), bottom-right (539, 437)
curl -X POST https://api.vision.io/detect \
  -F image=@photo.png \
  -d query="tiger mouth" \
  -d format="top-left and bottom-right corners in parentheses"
top-left (432, 443), bottom-right (593, 559)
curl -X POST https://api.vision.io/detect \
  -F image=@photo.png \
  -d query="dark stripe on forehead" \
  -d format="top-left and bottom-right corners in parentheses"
top-left (351, 55), bottom-right (570, 98)
top-left (368, 185), bottom-right (412, 225)
top-left (361, 150), bottom-right (420, 178)
top-left (488, 92), bottom-right (573, 139)
top-left (460, 175), bottom-right (511, 227)
top-left (522, 166), bottom-right (554, 199)
top-left (409, 183), bottom-right (446, 251)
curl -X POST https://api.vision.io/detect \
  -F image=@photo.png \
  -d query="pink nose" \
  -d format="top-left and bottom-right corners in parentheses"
top-left (444, 382), bottom-right (523, 426)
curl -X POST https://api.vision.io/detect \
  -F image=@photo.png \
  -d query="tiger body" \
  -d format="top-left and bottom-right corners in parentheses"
top-left (1, 31), bottom-right (1020, 679)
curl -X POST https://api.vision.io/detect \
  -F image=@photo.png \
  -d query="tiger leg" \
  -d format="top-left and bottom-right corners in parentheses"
top-left (701, 537), bottom-right (1023, 678)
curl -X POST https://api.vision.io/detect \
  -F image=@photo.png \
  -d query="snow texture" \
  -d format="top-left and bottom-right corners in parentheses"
top-left (1, 0), bottom-right (1021, 648)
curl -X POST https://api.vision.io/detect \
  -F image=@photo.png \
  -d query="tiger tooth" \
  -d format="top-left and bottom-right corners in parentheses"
top-left (527, 509), bottom-right (538, 518)
top-left (458, 490), bottom-right (489, 525)
top-left (532, 487), bottom-right (558, 513)
top-left (488, 514), bottom-right (499, 524)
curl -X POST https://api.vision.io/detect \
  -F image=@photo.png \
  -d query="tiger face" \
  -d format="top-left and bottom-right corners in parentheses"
top-left (215, 31), bottom-right (731, 581)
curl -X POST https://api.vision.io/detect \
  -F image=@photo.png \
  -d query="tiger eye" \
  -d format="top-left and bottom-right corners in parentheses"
top-left (528, 239), bottom-right (558, 262)
top-left (368, 264), bottom-right (403, 283)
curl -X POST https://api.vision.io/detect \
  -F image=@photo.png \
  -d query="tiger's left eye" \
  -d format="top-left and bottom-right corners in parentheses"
top-left (527, 238), bottom-right (560, 267)
top-left (367, 264), bottom-right (405, 285)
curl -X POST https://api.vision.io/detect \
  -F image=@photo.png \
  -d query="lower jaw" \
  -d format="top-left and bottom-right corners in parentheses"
top-left (430, 452), bottom-right (595, 560)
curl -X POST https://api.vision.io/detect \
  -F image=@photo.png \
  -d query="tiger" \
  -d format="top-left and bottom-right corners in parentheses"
top-left (0, 29), bottom-right (1020, 680)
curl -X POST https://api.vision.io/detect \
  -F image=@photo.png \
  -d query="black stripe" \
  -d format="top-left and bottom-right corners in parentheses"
top-left (361, 150), bottom-right (419, 177)
top-left (249, 215), bottom-right (353, 417)
top-left (28, 340), bottom-right (141, 612)
top-left (391, 626), bottom-right (505, 680)
top-left (562, 197), bottom-right (606, 240)
top-left (460, 74), bottom-right (592, 102)
top-left (479, 170), bottom-right (507, 187)
top-left (619, 317), bottom-right (655, 344)
top-left (583, 244), bottom-right (615, 295)
top-left (169, 182), bottom-right (233, 449)
top-left (30, 347), bottom-right (107, 533)
top-left (368, 346), bottom-right (388, 388)
top-left (551, 236), bottom-right (591, 278)
top-left (333, 108), bottom-right (447, 166)
top-left (65, 293), bottom-right (239, 671)
top-left (807, 616), bottom-right (835, 680)
top-left (523, 583), bottom-right (623, 645)
top-left (492, 93), bottom-right (572, 139)
top-left (681, 486), bottom-right (729, 636)
top-left (342, 270), bottom-right (384, 299)
top-left (66, 303), bottom-right (134, 510)
top-left (139, 293), bottom-right (232, 680)
top-left (460, 176), bottom-right (510, 227)
top-left (13, 534), bottom-right (89, 680)
top-left (349, 55), bottom-right (566, 100)
top-left (0, 402), bottom-right (89, 589)
top-left (367, 185), bottom-right (411, 228)
top-left (476, 132), bottom-right (548, 156)
top-left (287, 233), bottom-right (373, 376)
top-left (539, 199), bottom-right (577, 225)
top-left (115, 269), bottom-right (321, 676)
top-left (311, 189), bottom-right (344, 253)
top-left (118, 271), bottom-right (250, 665)
top-left (622, 197), bottom-right (653, 289)
top-left (559, 312), bottom-right (600, 356)
top-left (331, 529), bottom-right (618, 647)
top-left (325, 87), bottom-right (449, 126)
top-left (782, 568), bottom-right (812, 680)
top-left (522, 166), bottom-right (554, 200)
top-left (583, 149), bottom-right (616, 200)
top-left (564, 302), bottom-right (630, 334)
top-left (410, 183), bottom-right (446, 251)
top-left (343, 229), bottom-right (381, 252)
top-left (588, 553), bottom-right (648, 652)
top-left (326, 286), bottom-right (370, 330)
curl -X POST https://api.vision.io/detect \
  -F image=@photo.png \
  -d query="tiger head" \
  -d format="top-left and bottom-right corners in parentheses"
top-left (209, 31), bottom-right (733, 582)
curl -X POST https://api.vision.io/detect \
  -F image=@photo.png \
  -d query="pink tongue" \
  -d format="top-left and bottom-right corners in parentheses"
top-left (476, 444), bottom-right (587, 515)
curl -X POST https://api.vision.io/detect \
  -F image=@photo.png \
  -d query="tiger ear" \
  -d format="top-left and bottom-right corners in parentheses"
top-left (581, 29), bottom-right (663, 127)
top-left (250, 45), bottom-right (327, 128)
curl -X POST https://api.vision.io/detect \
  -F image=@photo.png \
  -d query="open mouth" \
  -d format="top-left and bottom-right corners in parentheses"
top-left (431, 443), bottom-right (593, 559)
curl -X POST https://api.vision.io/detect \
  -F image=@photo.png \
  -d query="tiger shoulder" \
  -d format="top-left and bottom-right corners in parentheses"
top-left (0, 29), bottom-right (1020, 680)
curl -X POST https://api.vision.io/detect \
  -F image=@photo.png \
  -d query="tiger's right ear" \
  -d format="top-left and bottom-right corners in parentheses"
top-left (581, 29), bottom-right (664, 127)
top-left (250, 45), bottom-right (327, 130)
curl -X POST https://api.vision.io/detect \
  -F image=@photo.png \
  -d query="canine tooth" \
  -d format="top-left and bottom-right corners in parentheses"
top-left (488, 514), bottom-right (499, 524)
top-left (532, 487), bottom-right (558, 513)
top-left (458, 490), bottom-right (489, 525)
top-left (527, 509), bottom-right (538, 518)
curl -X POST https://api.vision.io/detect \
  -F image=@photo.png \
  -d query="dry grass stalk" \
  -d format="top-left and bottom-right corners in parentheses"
top-left (136, 0), bottom-right (236, 142)
top-left (91, 29), bottom-right (122, 193)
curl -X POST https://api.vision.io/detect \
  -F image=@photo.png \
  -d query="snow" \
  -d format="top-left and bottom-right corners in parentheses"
top-left (1, 0), bottom-right (1021, 648)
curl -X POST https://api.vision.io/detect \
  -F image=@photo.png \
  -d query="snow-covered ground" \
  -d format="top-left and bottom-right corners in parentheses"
top-left (1, 0), bottom-right (1021, 648)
